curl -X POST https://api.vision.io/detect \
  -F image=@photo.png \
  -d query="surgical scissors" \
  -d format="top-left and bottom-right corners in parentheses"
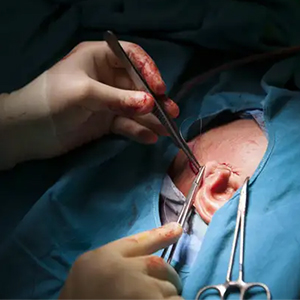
top-left (195, 177), bottom-right (271, 300)
top-left (104, 31), bottom-right (201, 171)
top-left (161, 166), bottom-right (205, 263)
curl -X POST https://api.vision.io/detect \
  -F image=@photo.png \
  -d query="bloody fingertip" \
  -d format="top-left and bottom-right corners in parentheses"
top-left (155, 82), bottom-right (167, 95)
top-left (158, 96), bottom-right (180, 118)
top-left (127, 45), bottom-right (166, 95)
top-left (146, 256), bottom-right (165, 269)
top-left (115, 92), bottom-right (154, 116)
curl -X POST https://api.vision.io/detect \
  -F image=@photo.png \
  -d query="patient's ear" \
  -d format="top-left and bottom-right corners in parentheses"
top-left (194, 161), bottom-right (241, 224)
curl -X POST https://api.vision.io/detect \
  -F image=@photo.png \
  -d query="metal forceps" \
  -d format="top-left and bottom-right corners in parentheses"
top-left (104, 31), bottom-right (200, 171)
top-left (161, 166), bottom-right (205, 264)
top-left (196, 178), bottom-right (271, 300)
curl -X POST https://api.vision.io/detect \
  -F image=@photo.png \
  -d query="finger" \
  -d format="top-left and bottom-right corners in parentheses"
top-left (143, 256), bottom-right (182, 294)
top-left (125, 43), bottom-right (166, 95)
top-left (86, 43), bottom-right (179, 118)
top-left (159, 96), bottom-right (180, 119)
top-left (105, 48), bottom-right (180, 120)
top-left (105, 41), bottom-right (166, 95)
top-left (104, 43), bottom-right (180, 119)
top-left (133, 99), bottom-right (180, 136)
top-left (133, 114), bottom-right (169, 136)
top-left (111, 116), bottom-right (158, 144)
top-left (111, 69), bottom-right (136, 90)
top-left (151, 278), bottom-right (180, 298)
top-left (88, 80), bottom-right (154, 115)
top-left (95, 67), bottom-right (179, 119)
top-left (110, 222), bottom-right (182, 257)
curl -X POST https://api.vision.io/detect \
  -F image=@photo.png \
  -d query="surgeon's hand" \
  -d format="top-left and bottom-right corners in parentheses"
top-left (0, 41), bottom-right (179, 170)
top-left (59, 222), bottom-right (183, 300)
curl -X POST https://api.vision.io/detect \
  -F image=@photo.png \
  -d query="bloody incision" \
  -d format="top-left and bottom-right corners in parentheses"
top-left (221, 162), bottom-right (240, 176)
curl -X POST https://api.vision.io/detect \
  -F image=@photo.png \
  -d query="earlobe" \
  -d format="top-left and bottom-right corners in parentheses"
top-left (194, 161), bottom-right (239, 224)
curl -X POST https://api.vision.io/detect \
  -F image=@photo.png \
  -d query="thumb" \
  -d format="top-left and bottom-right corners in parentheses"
top-left (88, 80), bottom-right (154, 115)
top-left (112, 222), bottom-right (183, 257)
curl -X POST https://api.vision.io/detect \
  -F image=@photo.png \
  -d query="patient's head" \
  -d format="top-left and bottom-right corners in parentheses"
top-left (169, 119), bottom-right (268, 224)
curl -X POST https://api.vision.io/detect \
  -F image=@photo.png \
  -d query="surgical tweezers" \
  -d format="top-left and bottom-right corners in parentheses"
top-left (104, 31), bottom-right (201, 171)
top-left (161, 166), bottom-right (205, 263)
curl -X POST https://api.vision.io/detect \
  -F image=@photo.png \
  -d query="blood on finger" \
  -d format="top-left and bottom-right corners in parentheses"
top-left (108, 93), bottom-right (154, 115)
top-left (164, 229), bottom-right (177, 239)
top-left (161, 97), bottom-right (180, 118)
top-left (127, 45), bottom-right (166, 95)
top-left (150, 227), bottom-right (177, 241)
top-left (146, 256), bottom-right (165, 269)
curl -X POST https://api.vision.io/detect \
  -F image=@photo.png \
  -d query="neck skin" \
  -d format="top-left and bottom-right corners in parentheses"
top-left (168, 119), bottom-right (268, 224)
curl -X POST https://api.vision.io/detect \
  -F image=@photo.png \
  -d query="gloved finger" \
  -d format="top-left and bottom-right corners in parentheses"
top-left (150, 278), bottom-right (180, 298)
top-left (111, 222), bottom-right (182, 257)
top-left (137, 95), bottom-right (179, 119)
top-left (109, 70), bottom-right (180, 120)
top-left (108, 56), bottom-right (180, 119)
top-left (109, 69), bottom-right (136, 90)
top-left (142, 256), bottom-right (182, 294)
top-left (159, 96), bottom-right (180, 119)
top-left (105, 41), bottom-right (166, 95)
top-left (133, 114), bottom-right (169, 136)
top-left (88, 80), bottom-right (154, 115)
top-left (111, 116), bottom-right (158, 144)
top-left (104, 44), bottom-right (180, 119)
top-left (102, 69), bottom-right (179, 119)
